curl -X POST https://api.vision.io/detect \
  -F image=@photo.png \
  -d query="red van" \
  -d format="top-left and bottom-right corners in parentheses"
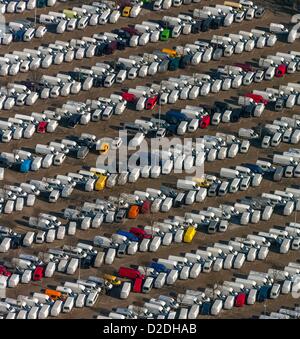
top-left (132, 277), bottom-right (143, 293)
top-left (199, 114), bottom-right (210, 129)
top-left (37, 121), bottom-right (48, 134)
top-left (122, 26), bottom-right (140, 36)
top-left (145, 96), bottom-right (158, 110)
top-left (0, 265), bottom-right (12, 277)
top-left (122, 92), bottom-right (136, 103)
top-left (235, 293), bottom-right (246, 307)
top-left (118, 267), bottom-right (145, 280)
top-left (275, 64), bottom-right (287, 77)
top-left (33, 266), bottom-right (44, 281)
top-left (141, 200), bottom-right (151, 214)
top-left (234, 63), bottom-right (253, 72)
top-left (106, 41), bottom-right (118, 54)
top-left (129, 227), bottom-right (152, 240)
top-left (245, 93), bottom-right (268, 105)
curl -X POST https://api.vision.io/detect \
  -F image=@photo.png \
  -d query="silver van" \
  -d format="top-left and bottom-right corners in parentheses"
top-left (270, 283), bottom-right (281, 299)
top-left (229, 178), bottom-right (240, 193)
top-left (218, 181), bottom-right (229, 196)
top-left (240, 176), bottom-right (251, 190)
top-left (142, 277), bottom-right (154, 293)
top-left (86, 292), bottom-right (99, 306)
top-left (271, 132), bottom-right (282, 147)
top-left (63, 297), bottom-right (75, 313)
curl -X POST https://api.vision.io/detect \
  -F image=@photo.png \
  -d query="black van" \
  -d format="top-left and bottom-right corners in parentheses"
top-left (174, 192), bottom-right (186, 207)
top-left (115, 209), bottom-right (127, 223)
top-left (208, 182), bottom-right (219, 197)
top-left (208, 220), bottom-right (218, 234)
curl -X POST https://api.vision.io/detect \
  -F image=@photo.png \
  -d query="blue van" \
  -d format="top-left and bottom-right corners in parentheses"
top-left (201, 301), bottom-right (212, 315)
top-left (116, 230), bottom-right (139, 243)
top-left (243, 163), bottom-right (264, 174)
top-left (12, 29), bottom-right (26, 42)
top-left (149, 262), bottom-right (170, 274)
top-left (257, 285), bottom-right (272, 302)
top-left (20, 159), bottom-right (32, 173)
top-left (165, 111), bottom-right (190, 125)
top-left (67, 114), bottom-right (81, 128)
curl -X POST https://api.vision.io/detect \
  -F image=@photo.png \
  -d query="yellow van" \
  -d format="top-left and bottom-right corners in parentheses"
top-left (95, 174), bottom-right (107, 191)
top-left (184, 226), bottom-right (197, 243)
top-left (122, 6), bottom-right (131, 17)
top-left (90, 167), bottom-right (107, 177)
top-left (161, 48), bottom-right (178, 58)
top-left (190, 177), bottom-right (211, 188)
top-left (224, 1), bottom-right (243, 9)
top-left (63, 9), bottom-right (78, 19)
top-left (104, 274), bottom-right (122, 286)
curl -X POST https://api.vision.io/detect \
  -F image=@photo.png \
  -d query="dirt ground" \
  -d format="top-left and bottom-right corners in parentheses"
top-left (1, 0), bottom-right (300, 319)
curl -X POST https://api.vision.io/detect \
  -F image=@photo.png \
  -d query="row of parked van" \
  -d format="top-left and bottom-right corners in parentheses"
top-left (0, 95), bottom-right (123, 144)
top-left (238, 185), bottom-right (300, 218)
top-left (39, 3), bottom-right (123, 33)
top-left (39, 0), bottom-right (218, 38)
top-left (244, 78), bottom-right (300, 110)
top-left (89, 218), bottom-right (300, 312)
top-left (0, 0), bottom-right (260, 79)
top-left (115, 229), bottom-right (270, 289)
top-left (38, 0), bottom-right (260, 37)
top-left (106, 257), bottom-right (300, 318)
top-left (0, 30), bottom-right (275, 136)
top-left (259, 115), bottom-right (300, 150)
top-left (33, 22), bottom-right (275, 101)
top-left (58, 161), bottom-right (264, 227)
top-left (68, 26), bottom-right (275, 96)
top-left (0, 19), bottom-right (47, 46)
top-left (0, 214), bottom-right (67, 252)
top-left (0, 0), bottom-right (58, 15)
top-left (271, 150), bottom-right (300, 176)
top-left (0, 184), bottom-right (37, 214)
top-left (0, 144), bottom-right (67, 174)
top-left (31, 132), bottom-right (245, 193)
top-left (0, 20), bottom-right (47, 45)
top-left (1, 127), bottom-right (245, 198)
top-left (60, 28), bottom-right (272, 94)
top-left (0, 181), bottom-right (69, 214)
top-left (92, 221), bottom-right (198, 267)
top-left (0, 145), bottom-right (291, 219)
top-left (0, 280), bottom-right (101, 319)
top-left (2, 189), bottom-right (297, 301)
top-left (118, 38), bottom-right (289, 113)
top-left (103, 221), bottom-right (299, 317)
top-left (6, 177), bottom-right (294, 261)
top-left (0, 0), bottom-right (39, 14)
top-left (260, 305), bottom-right (300, 319)
top-left (39, 0), bottom-right (145, 34)
top-left (0, 251), bottom-right (80, 290)
top-left (2, 174), bottom-right (75, 214)
top-left (0, 113), bottom-right (58, 143)
top-left (0, 83), bottom-right (38, 111)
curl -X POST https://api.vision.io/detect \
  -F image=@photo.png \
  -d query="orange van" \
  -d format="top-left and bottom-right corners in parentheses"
top-left (45, 289), bottom-right (62, 301)
top-left (128, 205), bottom-right (140, 219)
top-left (161, 48), bottom-right (177, 58)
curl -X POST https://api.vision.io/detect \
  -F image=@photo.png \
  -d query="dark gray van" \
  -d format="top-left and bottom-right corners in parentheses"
top-left (273, 166), bottom-right (284, 182)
